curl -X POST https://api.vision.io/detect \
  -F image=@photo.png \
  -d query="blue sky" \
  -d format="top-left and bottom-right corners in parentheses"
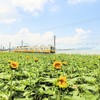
top-left (0, 0), bottom-right (100, 49)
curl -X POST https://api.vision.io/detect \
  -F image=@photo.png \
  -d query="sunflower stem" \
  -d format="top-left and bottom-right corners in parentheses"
top-left (9, 70), bottom-right (14, 100)
top-left (29, 69), bottom-right (32, 95)
top-left (56, 90), bottom-right (60, 100)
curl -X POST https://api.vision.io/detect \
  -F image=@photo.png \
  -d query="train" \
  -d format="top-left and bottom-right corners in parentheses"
top-left (13, 45), bottom-right (55, 53)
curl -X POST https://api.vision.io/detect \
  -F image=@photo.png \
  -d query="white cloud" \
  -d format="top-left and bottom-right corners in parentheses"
top-left (0, 28), bottom-right (54, 49)
top-left (0, 28), bottom-right (91, 49)
top-left (50, 5), bottom-right (59, 12)
top-left (0, 0), bottom-right (19, 23)
top-left (67, 0), bottom-right (96, 4)
top-left (0, 0), bottom-right (13, 14)
top-left (0, 18), bottom-right (19, 24)
top-left (0, 0), bottom-right (54, 23)
top-left (56, 28), bottom-right (91, 49)
top-left (0, 28), bottom-right (91, 48)
top-left (12, 0), bottom-right (48, 12)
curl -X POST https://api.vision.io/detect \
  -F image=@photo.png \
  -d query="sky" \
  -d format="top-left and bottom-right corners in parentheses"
top-left (0, 0), bottom-right (100, 49)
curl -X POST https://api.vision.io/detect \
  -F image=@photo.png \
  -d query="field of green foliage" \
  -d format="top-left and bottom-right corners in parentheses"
top-left (0, 52), bottom-right (100, 100)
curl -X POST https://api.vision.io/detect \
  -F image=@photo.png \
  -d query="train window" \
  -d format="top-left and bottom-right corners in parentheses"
top-left (38, 47), bottom-right (40, 50)
top-left (53, 47), bottom-right (55, 50)
top-left (50, 47), bottom-right (55, 50)
top-left (50, 47), bottom-right (52, 50)
top-left (25, 48), bottom-right (28, 50)
top-left (45, 47), bottom-right (48, 50)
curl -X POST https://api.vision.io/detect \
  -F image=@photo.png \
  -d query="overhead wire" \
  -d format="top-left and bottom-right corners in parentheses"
top-left (32, 16), bottom-right (100, 33)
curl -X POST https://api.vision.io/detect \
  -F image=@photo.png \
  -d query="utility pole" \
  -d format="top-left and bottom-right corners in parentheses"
top-left (1, 45), bottom-right (2, 50)
top-left (21, 40), bottom-right (23, 47)
top-left (9, 42), bottom-right (11, 52)
top-left (54, 35), bottom-right (56, 50)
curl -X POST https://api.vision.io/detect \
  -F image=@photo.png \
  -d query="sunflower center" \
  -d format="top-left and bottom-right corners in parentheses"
top-left (55, 63), bottom-right (60, 67)
top-left (59, 79), bottom-right (65, 84)
top-left (12, 63), bottom-right (16, 67)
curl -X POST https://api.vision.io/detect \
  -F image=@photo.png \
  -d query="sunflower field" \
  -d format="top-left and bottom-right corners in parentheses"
top-left (0, 52), bottom-right (100, 100)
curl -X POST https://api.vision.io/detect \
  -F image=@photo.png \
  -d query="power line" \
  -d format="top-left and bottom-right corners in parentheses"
top-left (32, 16), bottom-right (100, 32)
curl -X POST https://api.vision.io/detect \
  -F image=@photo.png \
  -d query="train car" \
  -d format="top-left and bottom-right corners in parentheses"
top-left (13, 45), bottom-right (55, 53)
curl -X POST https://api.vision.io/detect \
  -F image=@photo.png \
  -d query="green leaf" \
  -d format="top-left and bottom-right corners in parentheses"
top-left (0, 94), bottom-right (8, 100)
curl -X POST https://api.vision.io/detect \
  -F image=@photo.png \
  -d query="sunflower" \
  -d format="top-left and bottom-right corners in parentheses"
top-left (8, 60), bottom-right (12, 63)
top-left (34, 58), bottom-right (38, 62)
top-left (98, 56), bottom-right (100, 60)
top-left (53, 61), bottom-right (62, 69)
top-left (57, 76), bottom-right (68, 88)
top-left (72, 85), bottom-right (78, 89)
top-left (10, 61), bottom-right (19, 69)
top-left (26, 56), bottom-right (29, 60)
top-left (62, 61), bottom-right (67, 66)
top-left (53, 58), bottom-right (56, 61)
